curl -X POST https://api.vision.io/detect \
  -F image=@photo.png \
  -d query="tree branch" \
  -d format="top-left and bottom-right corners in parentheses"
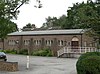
top-left (14, 2), bottom-right (24, 13)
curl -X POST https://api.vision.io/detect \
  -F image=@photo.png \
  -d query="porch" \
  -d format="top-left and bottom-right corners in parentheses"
top-left (57, 47), bottom-right (97, 58)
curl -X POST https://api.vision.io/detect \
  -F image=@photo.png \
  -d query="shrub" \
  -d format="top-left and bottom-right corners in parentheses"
top-left (47, 51), bottom-right (53, 57)
top-left (78, 52), bottom-right (100, 61)
top-left (33, 50), bottom-right (47, 56)
top-left (0, 49), bottom-right (4, 52)
top-left (77, 56), bottom-right (100, 74)
top-left (10, 49), bottom-right (17, 54)
top-left (32, 48), bottom-right (53, 57)
top-left (18, 49), bottom-right (28, 55)
top-left (0, 49), bottom-right (17, 54)
top-left (76, 52), bottom-right (100, 74)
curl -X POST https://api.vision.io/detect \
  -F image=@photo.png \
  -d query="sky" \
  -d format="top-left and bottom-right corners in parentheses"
top-left (13, 0), bottom-right (88, 29)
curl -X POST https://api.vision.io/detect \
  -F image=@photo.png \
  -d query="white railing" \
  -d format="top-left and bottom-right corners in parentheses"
top-left (57, 47), bottom-right (97, 57)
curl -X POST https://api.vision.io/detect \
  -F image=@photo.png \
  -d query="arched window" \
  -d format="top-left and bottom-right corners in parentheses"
top-left (72, 37), bottom-right (79, 41)
top-left (58, 40), bottom-right (64, 46)
top-left (46, 40), bottom-right (53, 46)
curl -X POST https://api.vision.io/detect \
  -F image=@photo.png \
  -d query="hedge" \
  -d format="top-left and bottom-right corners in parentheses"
top-left (78, 52), bottom-right (100, 61)
top-left (0, 49), bottom-right (17, 54)
top-left (76, 52), bottom-right (100, 74)
top-left (32, 48), bottom-right (53, 57)
top-left (0, 48), bottom-right (53, 56)
top-left (18, 49), bottom-right (28, 55)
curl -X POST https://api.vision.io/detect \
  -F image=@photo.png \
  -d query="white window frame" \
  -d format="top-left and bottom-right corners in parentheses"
top-left (58, 40), bottom-right (64, 46)
top-left (46, 40), bottom-right (52, 46)
top-left (84, 42), bottom-right (87, 47)
top-left (35, 40), bottom-right (41, 45)
top-left (8, 40), bottom-right (16, 45)
top-left (24, 40), bottom-right (30, 45)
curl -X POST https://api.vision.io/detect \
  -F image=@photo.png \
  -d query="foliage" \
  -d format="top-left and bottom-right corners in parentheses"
top-left (41, 0), bottom-right (100, 35)
top-left (0, 0), bottom-right (30, 39)
top-left (66, 0), bottom-right (100, 46)
top-left (22, 23), bottom-right (36, 31)
top-left (65, 0), bottom-right (100, 29)
top-left (0, 49), bottom-right (17, 54)
top-left (0, 48), bottom-right (53, 56)
top-left (0, 19), bottom-right (18, 39)
top-left (32, 48), bottom-right (53, 57)
top-left (77, 56), bottom-right (100, 74)
top-left (41, 15), bottom-right (67, 29)
top-left (0, 0), bottom-right (29, 19)
top-left (34, 0), bottom-right (42, 8)
top-left (76, 52), bottom-right (100, 74)
top-left (18, 49), bottom-right (28, 55)
top-left (77, 52), bottom-right (100, 61)
top-left (41, 0), bottom-right (100, 48)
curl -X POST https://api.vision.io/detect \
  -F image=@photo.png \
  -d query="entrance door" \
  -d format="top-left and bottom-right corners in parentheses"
top-left (71, 41), bottom-right (79, 49)
top-left (71, 37), bottom-right (79, 52)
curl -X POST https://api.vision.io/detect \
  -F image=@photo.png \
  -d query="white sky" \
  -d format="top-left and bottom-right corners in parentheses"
top-left (13, 0), bottom-right (88, 28)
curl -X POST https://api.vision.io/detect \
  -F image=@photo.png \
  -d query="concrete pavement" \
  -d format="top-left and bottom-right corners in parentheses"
top-left (0, 54), bottom-right (78, 74)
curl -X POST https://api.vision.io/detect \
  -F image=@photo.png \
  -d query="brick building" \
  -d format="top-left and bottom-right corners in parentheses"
top-left (0, 29), bottom-right (96, 56)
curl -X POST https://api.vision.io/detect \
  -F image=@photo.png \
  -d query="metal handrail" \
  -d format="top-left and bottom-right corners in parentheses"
top-left (57, 47), bottom-right (96, 57)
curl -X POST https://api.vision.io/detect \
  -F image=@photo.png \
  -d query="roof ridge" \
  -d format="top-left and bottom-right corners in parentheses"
top-left (8, 29), bottom-right (84, 36)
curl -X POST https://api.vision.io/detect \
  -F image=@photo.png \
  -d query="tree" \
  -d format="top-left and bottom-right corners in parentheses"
top-left (0, 18), bottom-right (18, 39)
top-left (69, 0), bottom-right (99, 28)
top-left (41, 15), bottom-right (67, 29)
top-left (0, 0), bottom-right (30, 39)
top-left (0, 0), bottom-right (30, 19)
top-left (22, 23), bottom-right (36, 31)
top-left (0, 0), bottom-right (42, 37)
top-left (41, 16), bottom-right (58, 29)
top-left (65, 0), bottom-right (100, 48)
top-left (34, 0), bottom-right (42, 8)
top-left (0, 0), bottom-right (42, 49)
top-left (52, 15), bottom-right (67, 28)
top-left (40, 0), bottom-right (100, 43)
top-left (41, 0), bottom-right (100, 48)
top-left (66, 1), bottom-right (95, 28)
top-left (0, 0), bottom-right (30, 50)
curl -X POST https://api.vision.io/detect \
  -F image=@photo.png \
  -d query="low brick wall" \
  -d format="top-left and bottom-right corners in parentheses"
top-left (0, 61), bottom-right (18, 72)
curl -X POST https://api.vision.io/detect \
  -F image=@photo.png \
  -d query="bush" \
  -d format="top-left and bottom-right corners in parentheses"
top-left (9, 49), bottom-right (17, 54)
top-left (47, 51), bottom-right (53, 57)
top-left (0, 49), bottom-right (4, 52)
top-left (77, 56), bottom-right (100, 74)
top-left (78, 52), bottom-right (100, 61)
top-left (18, 49), bottom-right (28, 55)
top-left (0, 49), bottom-right (17, 54)
top-left (76, 52), bottom-right (100, 74)
top-left (32, 48), bottom-right (53, 57)
top-left (0, 48), bottom-right (53, 56)
top-left (32, 50), bottom-right (47, 56)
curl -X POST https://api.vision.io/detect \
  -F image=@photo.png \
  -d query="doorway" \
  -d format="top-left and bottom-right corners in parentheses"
top-left (71, 37), bottom-right (79, 49)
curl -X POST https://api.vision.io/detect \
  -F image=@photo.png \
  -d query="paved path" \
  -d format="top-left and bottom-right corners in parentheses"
top-left (0, 54), bottom-right (78, 74)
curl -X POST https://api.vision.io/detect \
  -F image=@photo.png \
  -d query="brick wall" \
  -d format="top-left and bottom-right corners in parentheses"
top-left (0, 61), bottom-right (18, 72)
top-left (3, 34), bottom-right (94, 56)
